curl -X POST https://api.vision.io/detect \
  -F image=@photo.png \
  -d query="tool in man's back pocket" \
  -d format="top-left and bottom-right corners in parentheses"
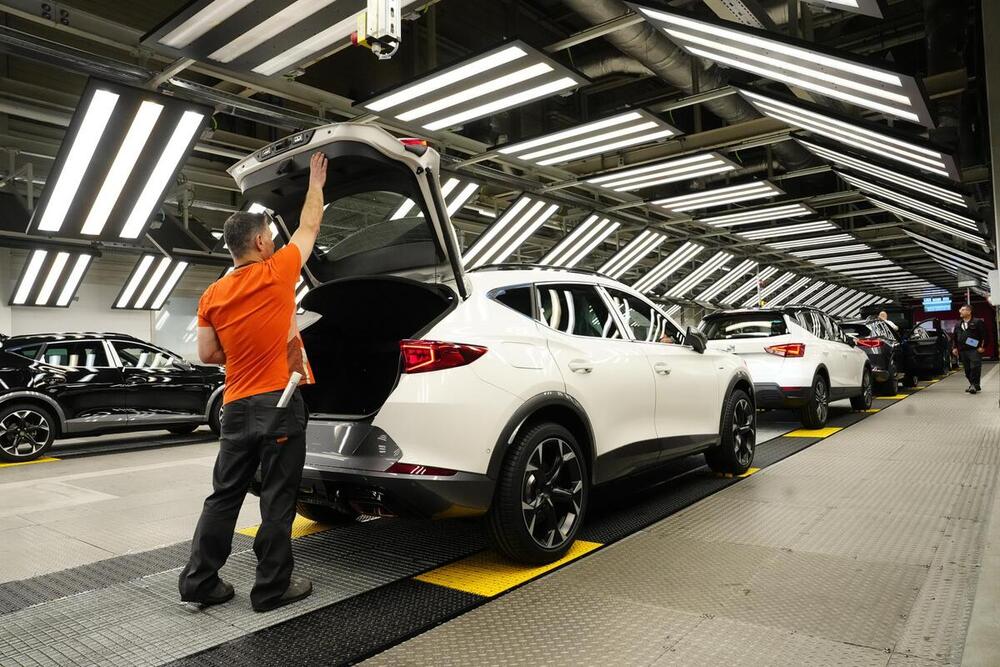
top-left (266, 372), bottom-right (304, 444)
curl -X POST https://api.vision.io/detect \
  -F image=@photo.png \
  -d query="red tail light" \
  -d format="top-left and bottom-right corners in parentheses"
top-left (856, 337), bottom-right (882, 349)
top-left (386, 462), bottom-right (457, 476)
top-left (400, 340), bottom-right (487, 373)
top-left (765, 343), bottom-right (806, 357)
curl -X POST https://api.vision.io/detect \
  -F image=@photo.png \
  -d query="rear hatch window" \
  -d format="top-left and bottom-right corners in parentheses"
top-left (703, 313), bottom-right (787, 339)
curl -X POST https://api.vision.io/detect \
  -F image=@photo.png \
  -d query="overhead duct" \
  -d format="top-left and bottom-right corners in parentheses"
top-left (574, 53), bottom-right (654, 78)
top-left (559, 0), bottom-right (815, 170)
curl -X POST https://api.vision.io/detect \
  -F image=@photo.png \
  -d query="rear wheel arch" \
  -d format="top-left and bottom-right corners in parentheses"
top-left (0, 393), bottom-right (64, 437)
top-left (719, 370), bottom-right (755, 435)
top-left (488, 393), bottom-right (595, 483)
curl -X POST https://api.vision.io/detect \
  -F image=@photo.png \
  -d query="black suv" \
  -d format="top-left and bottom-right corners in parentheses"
top-left (0, 332), bottom-right (224, 462)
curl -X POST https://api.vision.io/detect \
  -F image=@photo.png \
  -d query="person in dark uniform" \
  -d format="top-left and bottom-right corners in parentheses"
top-left (178, 152), bottom-right (327, 612)
top-left (952, 304), bottom-right (987, 394)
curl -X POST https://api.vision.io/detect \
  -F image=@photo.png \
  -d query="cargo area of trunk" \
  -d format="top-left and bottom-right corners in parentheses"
top-left (298, 277), bottom-right (456, 418)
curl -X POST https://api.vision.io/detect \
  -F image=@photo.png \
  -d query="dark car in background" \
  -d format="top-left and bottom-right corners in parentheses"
top-left (841, 319), bottom-right (902, 394)
top-left (903, 323), bottom-right (952, 381)
top-left (914, 318), bottom-right (959, 370)
top-left (0, 333), bottom-right (224, 462)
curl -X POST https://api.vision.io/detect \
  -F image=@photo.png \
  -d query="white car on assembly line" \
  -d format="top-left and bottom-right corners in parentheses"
top-left (229, 123), bottom-right (756, 564)
top-left (701, 307), bottom-right (874, 428)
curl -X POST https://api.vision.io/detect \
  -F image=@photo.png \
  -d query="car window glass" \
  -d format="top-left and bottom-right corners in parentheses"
top-left (42, 341), bottom-right (109, 367)
top-left (113, 342), bottom-right (177, 369)
top-left (606, 289), bottom-right (682, 344)
top-left (536, 284), bottom-right (621, 339)
top-left (492, 286), bottom-right (533, 318)
top-left (6, 344), bottom-right (40, 360)
top-left (702, 313), bottom-right (787, 339)
top-left (818, 313), bottom-right (838, 341)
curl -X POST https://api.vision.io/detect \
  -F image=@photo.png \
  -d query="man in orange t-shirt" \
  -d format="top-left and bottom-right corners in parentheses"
top-left (179, 152), bottom-right (326, 613)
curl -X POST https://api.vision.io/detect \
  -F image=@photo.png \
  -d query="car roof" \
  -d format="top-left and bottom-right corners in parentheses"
top-left (3, 332), bottom-right (145, 346)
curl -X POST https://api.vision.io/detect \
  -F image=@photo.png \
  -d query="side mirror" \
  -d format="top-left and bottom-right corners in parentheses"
top-left (686, 326), bottom-right (707, 354)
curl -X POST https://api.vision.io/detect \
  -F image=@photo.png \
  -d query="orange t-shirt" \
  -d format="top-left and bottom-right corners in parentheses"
top-left (198, 244), bottom-right (315, 405)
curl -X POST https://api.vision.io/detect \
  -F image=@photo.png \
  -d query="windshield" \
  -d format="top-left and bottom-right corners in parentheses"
top-left (702, 313), bottom-right (788, 339)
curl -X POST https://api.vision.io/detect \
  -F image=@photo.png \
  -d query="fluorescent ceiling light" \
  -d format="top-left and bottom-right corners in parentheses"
top-left (151, 261), bottom-right (189, 310)
top-left (463, 196), bottom-right (560, 269)
top-left (814, 285), bottom-right (851, 310)
top-left (209, 0), bottom-right (338, 63)
top-left (837, 172), bottom-right (979, 232)
top-left (802, 0), bottom-right (885, 19)
top-left (36, 90), bottom-right (119, 232)
top-left (599, 229), bottom-right (668, 278)
top-left (904, 230), bottom-right (995, 278)
top-left (135, 257), bottom-right (172, 308)
top-left (542, 215), bottom-right (621, 268)
top-left (796, 139), bottom-right (967, 208)
top-left (803, 283), bottom-right (840, 306)
top-left (699, 203), bottom-right (813, 227)
top-left (740, 89), bottom-right (958, 180)
top-left (784, 280), bottom-right (826, 305)
top-left (818, 259), bottom-right (895, 272)
top-left (809, 252), bottom-right (884, 265)
top-left (586, 153), bottom-right (735, 192)
top-left (158, 0), bottom-right (255, 48)
top-left (737, 220), bottom-right (837, 240)
top-left (742, 271), bottom-right (795, 307)
top-left (632, 4), bottom-right (932, 125)
top-left (56, 255), bottom-right (92, 307)
top-left (665, 304), bottom-right (682, 317)
top-left (390, 177), bottom-right (480, 220)
top-left (11, 250), bottom-right (47, 305)
top-left (633, 242), bottom-right (705, 293)
top-left (767, 277), bottom-right (813, 307)
top-left (121, 110), bottom-right (205, 239)
top-left (867, 197), bottom-right (988, 249)
top-left (695, 258), bottom-right (757, 301)
top-left (653, 181), bottom-right (782, 212)
top-left (498, 110), bottom-right (680, 166)
top-left (35, 252), bottom-right (70, 306)
top-left (10, 250), bottom-right (94, 308)
top-left (767, 233), bottom-right (853, 250)
top-left (664, 251), bottom-right (732, 298)
top-left (81, 101), bottom-right (164, 236)
top-left (720, 266), bottom-right (778, 305)
top-left (792, 243), bottom-right (870, 258)
top-left (115, 254), bottom-right (188, 310)
top-left (363, 42), bottom-right (585, 131)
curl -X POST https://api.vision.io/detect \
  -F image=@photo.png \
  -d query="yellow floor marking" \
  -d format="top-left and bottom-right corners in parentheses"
top-left (864, 408), bottom-right (881, 413)
top-left (0, 456), bottom-right (60, 469)
top-left (237, 514), bottom-right (330, 539)
top-left (875, 394), bottom-right (909, 400)
top-left (415, 540), bottom-right (602, 597)
top-left (713, 467), bottom-right (760, 479)
top-left (928, 380), bottom-right (940, 384)
top-left (785, 427), bottom-right (843, 438)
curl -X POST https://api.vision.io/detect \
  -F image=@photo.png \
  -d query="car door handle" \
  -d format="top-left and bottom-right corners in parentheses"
top-left (653, 363), bottom-right (671, 375)
top-left (568, 360), bottom-right (593, 374)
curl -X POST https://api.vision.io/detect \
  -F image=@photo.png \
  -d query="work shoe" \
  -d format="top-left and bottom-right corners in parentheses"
top-left (253, 575), bottom-right (313, 612)
top-left (966, 385), bottom-right (974, 393)
top-left (183, 579), bottom-right (235, 607)
top-left (970, 388), bottom-right (979, 394)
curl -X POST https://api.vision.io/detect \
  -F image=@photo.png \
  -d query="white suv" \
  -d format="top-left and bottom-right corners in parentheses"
top-left (230, 124), bottom-right (756, 563)
top-left (702, 307), bottom-right (873, 428)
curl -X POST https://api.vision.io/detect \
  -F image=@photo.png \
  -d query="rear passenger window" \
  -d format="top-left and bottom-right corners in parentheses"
top-left (492, 286), bottom-right (533, 317)
top-left (41, 341), bottom-right (109, 367)
top-left (605, 289), bottom-right (682, 344)
top-left (536, 284), bottom-right (621, 339)
top-left (5, 345), bottom-right (40, 360)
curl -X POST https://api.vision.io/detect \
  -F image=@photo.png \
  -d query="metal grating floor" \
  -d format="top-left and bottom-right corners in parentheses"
top-left (366, 368), bottom-right (1000, 666)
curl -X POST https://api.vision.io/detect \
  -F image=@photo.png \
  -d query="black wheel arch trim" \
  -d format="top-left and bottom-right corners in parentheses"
top-left (0, 391), bottom-right (66, 433)
top-left (487, 391), bottom-right (597, 482)
top-left (203, 384), bottom-right (226, 420)
top-left (720, 369), bottom-right (755, 435)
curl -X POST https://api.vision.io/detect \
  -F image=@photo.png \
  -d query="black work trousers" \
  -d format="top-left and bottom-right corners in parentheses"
top-left (959, 348), bottom-right (983, 389)
top-left (179, 389), bottom-right (308, 608)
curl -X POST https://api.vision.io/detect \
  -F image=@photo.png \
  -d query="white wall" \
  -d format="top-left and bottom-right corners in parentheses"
top-left (2, 248), bottom-right (219, 361)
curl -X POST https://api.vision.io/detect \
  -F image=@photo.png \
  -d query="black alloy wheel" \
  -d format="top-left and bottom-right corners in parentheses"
top-left (799, 375), bottom-right (829, 428)
top-left (488, 422), bottom-right (587, 564)
top-left (851, 367), bottom-right (874, 410)
top-left (0, 405), bottom-right (56, 463)
top-left (706, 389), bottom-right (756, 474)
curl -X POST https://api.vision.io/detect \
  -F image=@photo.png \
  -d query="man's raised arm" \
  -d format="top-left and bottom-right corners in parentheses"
top-left (290, 152), bottom-right (328, 264)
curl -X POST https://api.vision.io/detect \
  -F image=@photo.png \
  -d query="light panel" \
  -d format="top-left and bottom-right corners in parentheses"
top-left (653, 181), bottom-right (782, 212)
top-left (665, 304), bottom-right (682, 317)
top-left (867, 198), bottom-right (988, 250)
top-left (632, 4), bottom-right (932, 125)
top-left (740, 89), bottom-right (958, 180)
top-left (721, 266), bottom-right (778, 305)
top-left (390, 177), bottom-right (481, 220)
top-left (801, 0), bottom-right (885, 19)
top-left (803, 283), bottom-right (840, 306)
top-left (767, 233), bottom-right (854, 250)
top-left (742, 271), bottom-right (795, 307)
top-left (362, 42), bottom-right (585, 131)
top-left (9, 250), bottom-right (94, 308)
top-left (699, 202), bottom-right (813, 227)
top-left (767, 277), bottom-right (813, 307)
top-left (599, 229), bottom-right (669, 279)
top-left (814, 285), bottom-right (851, 310)
top-left (791, 243), bottom-right (870, 258)
top-left (585, 153), bottom-right (735, 193)
top-left (904, 230), bottom-right (995, 279)
top-left (737, 220), bottom-right (837, 240)
top-left (497, 110), bottom-right (680, 166)
top-left (632, 242), bottom-right (705, 293)
top-left (114, 254), bottom-right (189, 310)
top-left (809, 252), bottom-right (884, 265)
top-left (664, 251), bottom-right (733, 298)
top-left (836, 172), bottom-right (980, 233)
top-left (695, 258), bottom-right (757, 302)
top-left (29, 79), bottom-right (209, 241)
top-left (144, 0), bottom-right (424, 76)
top-left (796, 139), bottom-right (967, 208)
top-left (784, 280), bottom-right (826, 306)
top-left (463, 196), bottom-right (561, 269)
top-left (541, 215), bottom-right (621, 268)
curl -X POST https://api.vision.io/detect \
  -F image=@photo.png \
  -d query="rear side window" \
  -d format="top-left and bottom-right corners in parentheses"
top-left (841, 323), bottom-right (872, 338)
top-left (536, 284), bottom-right (621, 339)
top-left (492, 286), bottom-right (533, 317)
top-left (41, 341), bottom-right (109, 367)
top-left (5, 344), bottom-right (40, 360)
top-left (702, 313), bottom-right (787, 339)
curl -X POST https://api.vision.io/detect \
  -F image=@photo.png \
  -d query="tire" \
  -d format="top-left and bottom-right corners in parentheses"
top-left (705, 389), bottom-right (756, 475)
top-left (167, 424), bottom-right (199, 435)
top-left (798, 374), bottom-right (830, 428)
top-left (0, 403), bottom-right (57, 463)
top-left (878, 367), bottom-right (898, 396)
top-left (851, 367), bottom-right (874, 410)
top-left (208, 395), bottom-right (223, 437)
top-left (295, 501), bottom-right (357, 524)
top-left (488, 422), bottom-right (587, 564)
top-left (902, 372), bottom-right (917, 388)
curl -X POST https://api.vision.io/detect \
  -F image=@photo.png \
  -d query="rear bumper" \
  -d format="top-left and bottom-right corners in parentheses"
top-left (297, 466), bottom-right (494, 519)
top-left (754, 382), bottom-right (810, 408)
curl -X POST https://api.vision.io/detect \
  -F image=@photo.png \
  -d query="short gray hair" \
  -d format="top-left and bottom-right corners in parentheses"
top-left (223, 212), bottom-right (268, 259)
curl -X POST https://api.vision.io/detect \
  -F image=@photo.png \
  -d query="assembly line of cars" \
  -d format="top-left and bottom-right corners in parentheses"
top-left (0, 124), bottom-right (956, 564)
